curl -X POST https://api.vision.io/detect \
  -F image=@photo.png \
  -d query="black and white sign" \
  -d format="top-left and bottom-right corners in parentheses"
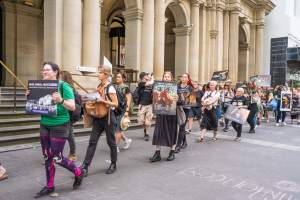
top-left (26, 80), bottom-right (58, 116)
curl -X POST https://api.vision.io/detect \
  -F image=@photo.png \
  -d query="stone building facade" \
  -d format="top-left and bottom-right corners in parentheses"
top-left (0, 0), bottom-right (275, 88)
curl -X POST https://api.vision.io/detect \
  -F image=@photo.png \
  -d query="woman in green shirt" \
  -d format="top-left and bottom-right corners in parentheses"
top-left (32, 62), bottom-right (84, 198)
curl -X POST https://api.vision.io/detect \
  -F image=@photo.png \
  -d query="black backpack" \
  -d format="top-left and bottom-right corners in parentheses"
top-left (60, 82), bottom-right (83, 123)
top-left (133, 86), bottom-right (141, 105)
top-left (106, 84), bottom-right (127, 117)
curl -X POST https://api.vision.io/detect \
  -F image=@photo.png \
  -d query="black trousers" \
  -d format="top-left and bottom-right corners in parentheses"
top-left (231, 121), bottom-right (242, 138)
top-left (83, 111), bottom-right (117, 166)
top-left (177, 108), bottom-right (189, 147)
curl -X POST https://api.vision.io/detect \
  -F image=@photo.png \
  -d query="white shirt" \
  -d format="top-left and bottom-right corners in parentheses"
top-left (202, 90), bottom-right (220, 107)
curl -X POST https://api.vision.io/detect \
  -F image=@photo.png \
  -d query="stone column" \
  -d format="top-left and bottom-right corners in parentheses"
top-left (123, 8), bottom-right (143, 71)
top-left (199, 4), bottom-right (207, 83)
top-left (255, 8), bottom-right (265, 75)
top-left (189, 0), bottom-right (200, 81)
top-left (44, 0), bottom-right (63, 66)
top-left (141, 0), bottom-right (154, 73)
top-left (228, 9), bottom-right (240, 83)
top-left (223, 10), bottom-right (230, 70)
top-left (216, 3), bottom-right (224, 71)
top-left (62, 0), bottom-right (82, 72)
top-left (173, 27), bottom-right (191, 79)
top-left (238, 43), bottom-right (250, 81)
top-left (82, 0), bottom-right (101, 67)
top-left (154, 0), bottom-right (165, 78)
top-left (100, 25), bottom-right (109, 64)
top-left (205, 6), bottom-right (212, 81)
top-left (209, 6), bottom-right (217, 74)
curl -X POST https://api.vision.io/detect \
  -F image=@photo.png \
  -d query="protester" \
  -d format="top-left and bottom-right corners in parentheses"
top-left (198, 81), bottom-right (220, 142)
top-left (150, 71), bottom-right (178, 162)
top-left (114, 71), bottom-right (132, 150)
top-left (81, 65), bottom-right (119, 176)
top-left (59, 70), bottom-right (80, 161)
top-left (274, 85), bottom-right (287, 126)
top-left (137, 72), bottom-right (154, 141)
top-left (247, 90), bottom-right (259, 133)
top-left (28, 62), bottom-right (84, 198)
top-left (230, 88), bottom-right (248, 141)
top-left (175, 73), bottom-right (194, 153)
top-left (0, 163), bottom-right (8, 181)
top-left (221, 80), bottom-right (234, 132)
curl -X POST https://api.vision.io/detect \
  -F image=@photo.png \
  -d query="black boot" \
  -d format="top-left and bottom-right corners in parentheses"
top-left (81, 164), bottom-right (89, 177)
top-left (181, 140), bottom-right (188, 149)
top-left (34, 187), bottom-right (55, 199)
top-left (166, 150), bottom-right (175, 161)
top-left (149, 150), bottom-right (161, 162)
top-left (73, 168), bottom-right (84, 190)
top-left (106, 162), bottom-right (117, 174)
top-left (174, 145), bottom-right (181, 153)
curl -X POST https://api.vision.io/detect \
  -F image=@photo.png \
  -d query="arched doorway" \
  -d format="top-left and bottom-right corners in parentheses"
top-left (164, 7), bottom-right (176, 76)
top-left (164, 1), bottom-right (189, 79)
top-left (238, 25), bottom-right (250, 82)
top-left (109, 14), bottom-right (125, 67)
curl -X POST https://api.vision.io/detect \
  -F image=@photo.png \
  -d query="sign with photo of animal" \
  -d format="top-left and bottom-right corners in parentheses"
top-left (153, 81), bottom-right (178, 115)
top-left (250, 75), bottom-right (271, 87)
top-left (26, 80), bottom-right (59, 116)
top-left (280, 91), bottom-right (292, 112)
top-left (211, 70), bottom-right (229, 81)
top-left (224, 104), bottom-right (250, 125)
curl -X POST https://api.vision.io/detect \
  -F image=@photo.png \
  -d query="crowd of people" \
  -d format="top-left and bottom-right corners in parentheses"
top-left (1, 62), bottom-right (300, 199)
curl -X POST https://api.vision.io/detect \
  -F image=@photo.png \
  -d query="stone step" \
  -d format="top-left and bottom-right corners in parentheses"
top-left (0, 111), bottom-right (34, 119)
top-left (0, 87), bottom-right (26, 93)
top-left (0, 121), bottom-right (148, 147)
top-left (0, 104), bottom-right (26, 112)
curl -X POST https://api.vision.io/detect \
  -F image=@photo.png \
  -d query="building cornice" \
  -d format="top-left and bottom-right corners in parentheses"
top-left (1, 1), bottom-right (42, 18)
top-left (173, 26), bottom-right (191, 36)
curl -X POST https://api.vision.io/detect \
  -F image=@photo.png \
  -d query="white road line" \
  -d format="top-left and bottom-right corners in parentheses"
top-left (191, 132), bottom-right (300, 152)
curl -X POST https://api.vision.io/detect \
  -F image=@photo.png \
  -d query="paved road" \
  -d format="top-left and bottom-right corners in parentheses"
top-left (0, 121), bottom-right (300, 200)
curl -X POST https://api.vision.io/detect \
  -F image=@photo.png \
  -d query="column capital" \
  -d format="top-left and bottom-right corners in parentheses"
top-left (256, 22), bottom-right (265, 29)
top-left (191, 0), bottom-right (202, 7)
top-left (99, 0), bottom-right (103, 7)
top-left (173, 26), bottom-right (191, 36)
top-left (210, 30), bottom-right (218, 39)
top-left (123, 8), bottom-right (143, 22)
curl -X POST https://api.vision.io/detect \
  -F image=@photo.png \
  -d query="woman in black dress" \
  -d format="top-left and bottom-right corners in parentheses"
top-left (150, 71), bottom-right (178, 162)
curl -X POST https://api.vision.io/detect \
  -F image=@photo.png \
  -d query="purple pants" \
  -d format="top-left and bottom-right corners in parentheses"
top-left (40, 132), bottom-right (81, 188)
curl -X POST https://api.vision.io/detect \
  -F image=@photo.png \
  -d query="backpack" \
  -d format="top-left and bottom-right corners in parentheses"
top-left (60, 82), bottom-right (83, 123)
top-left (133, 86), bottom-right (141, 105)
top-left (106, 84), bottom-right (127, 117)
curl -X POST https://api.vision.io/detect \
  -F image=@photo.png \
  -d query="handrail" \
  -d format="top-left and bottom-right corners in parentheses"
top-left (0, 60), bottom-right (27, 89)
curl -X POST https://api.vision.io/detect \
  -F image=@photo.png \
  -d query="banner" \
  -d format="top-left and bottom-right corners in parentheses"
top-left (289, 73), bottom-right (300, 81)
top-left (280, 91), bottom-right (292, 111)
top-left (211, 70), bottom-right (229, 81)
top-left (26, 80), bottom-right (58, 116)
top-left (153, 81), bottom-right (177, 115)
top-left (224, 104), bottom-right (250, 124)
top-left (291, 96), bottom-right (300, 115)
top-left (250, 75), bottom-right (271, 87)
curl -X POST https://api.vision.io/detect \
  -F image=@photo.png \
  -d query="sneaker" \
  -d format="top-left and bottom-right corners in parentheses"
top-left (248, 129), bottom-right (255, 134)
top-left (105, 163), bottom-right (117, 174)
top-left (282, 122), bottom-right (287, 126)
top-left (144, 134), bottom-right (149, 141)
top-left (234, 137), bottom-right (241, 142)
top-left (34, 187), bottom-right (55, 199)
top-left (185, 129), bottom-right (192, 134)
top-left (223, 127), bottom-right (229, 132)
top-left (117, 146), bottom-right (120, 153)
top-left (81, 165), bottom-right (89, 177)
top-left (0, 165), bottom-right (8, 181)
top-left (68, 154), bottom-right (77, 162)
top-left (275, 123), bottom-right (280, 127)
top-left (123, 139), bottom-right (132, 150)
top-left (73, 168), bottom-right (84, 190)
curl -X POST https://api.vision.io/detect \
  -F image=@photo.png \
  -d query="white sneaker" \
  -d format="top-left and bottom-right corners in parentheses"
top-left (0, 165), bottom-right (6, 177)
top-left (282, 122), bottom-right (287, 126)
top-left (117, 146), bottom-right (120, 153)
top-left (234, 137), bottom-right (241, 142)
top-left (275, 123), bottom-right (280, 127)
top-left (123, 139), bottom-right (132, 150)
